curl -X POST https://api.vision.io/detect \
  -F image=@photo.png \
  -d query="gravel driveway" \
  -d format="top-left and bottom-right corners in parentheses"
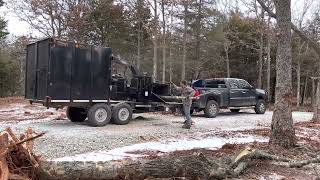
top-left (0, 103), bottom-right (313, 159)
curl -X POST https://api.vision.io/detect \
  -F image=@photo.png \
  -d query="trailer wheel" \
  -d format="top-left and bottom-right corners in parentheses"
top-left (112, 103), bottom-right (133, 125)
top-left (88, 103), bottom-right (111, 127)
top-left (66, 107), bottom-right (87, 122)
top-left (204, 100), bottom-right (219, 118)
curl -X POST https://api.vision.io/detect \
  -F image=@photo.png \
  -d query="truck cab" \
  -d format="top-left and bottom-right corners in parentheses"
top-left (192, 78), bottom-right (267, 118)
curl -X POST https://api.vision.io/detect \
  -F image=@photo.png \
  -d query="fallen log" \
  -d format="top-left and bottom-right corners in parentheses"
top-left (39, 147), bottom-right (320, 179)
top-left (39, 153), bottom-right (220, 180)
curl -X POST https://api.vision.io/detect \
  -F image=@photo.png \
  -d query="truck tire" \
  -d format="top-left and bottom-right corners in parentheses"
top-left (66, 107), bottom-right (87, 122)
top-left (255, 99), bottom-right (266, 114)
top-left (88, 103), bottom-right (112, 127)
top-left (204, 100), bottom-right (219, 118)
top-left (112, 103), bottom-right (133, 125)
top-left (230, 109), bottom-right (240, 113)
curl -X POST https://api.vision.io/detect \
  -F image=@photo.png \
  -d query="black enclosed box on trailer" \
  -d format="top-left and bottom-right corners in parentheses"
top-left (25, 38), bottom-right (175, 127)
top-left (25, 38), bottom-right (112, 103)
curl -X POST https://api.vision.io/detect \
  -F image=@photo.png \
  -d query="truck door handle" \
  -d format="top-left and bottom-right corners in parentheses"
top-left (242, 91), bottom-right (246, 94)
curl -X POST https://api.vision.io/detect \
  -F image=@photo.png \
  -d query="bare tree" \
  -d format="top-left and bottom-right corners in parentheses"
top-left (167, 0), bottom-right (174, 83)
top-left (266, 17), bottom-right (272, 101)
top-left (181, 0), bottom-right (189, 81)
top-left (137, 0), bottom-right (143, 69)
top-left (152, 0), bottom-right (158, 80)
top-left (257, 0), bottom-right (320, 122)
top-left (193, 0), bottom-right (203, 79)
top-left (161, 0), bottom-right (166, 83)
top-left (253, 1), bottom-right (265, 89)
top-left (9, 0), bottom-right (69, 37)
top-left (313, 78), bottom-right (320, 121)
top-left (296, 41), bottom-right (305, 107)
top-left (224, 40), bottom-right (231, 78)
top-left (295, 0), bottom-right (313, 107)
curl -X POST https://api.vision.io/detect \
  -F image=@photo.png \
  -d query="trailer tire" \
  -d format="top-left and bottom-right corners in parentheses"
top-left (204, 100), bottom-right (219, 118)
top-left (88, 103), bottom-right (112, 127)
top-left (112, 103), bottom-right (133, 125)
top-left (66, 107), bottom-right (87, 122)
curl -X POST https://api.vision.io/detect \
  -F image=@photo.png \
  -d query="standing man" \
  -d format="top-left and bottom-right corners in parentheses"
top-left (172, 80), bottom-right (195, 129)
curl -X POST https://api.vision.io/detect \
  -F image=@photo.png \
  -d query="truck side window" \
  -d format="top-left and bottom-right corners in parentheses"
top-left (238, 80), bottom-right (252, 89)
top-left (205, 80), bottom-right (226, 88)
top-left (229, 79), bottom-right (239, 89)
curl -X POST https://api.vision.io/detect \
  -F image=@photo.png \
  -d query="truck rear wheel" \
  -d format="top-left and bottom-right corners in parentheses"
top-left (255, 99), bottom-right (266, 114)
top-left (66, 107), bottom-right (87, 122)
top-left (88, 103), bottom-right (112, 127)
top-left (112, 103), bottom-right (133, 125)
top-left (204, 100), bottom-right (219, 118)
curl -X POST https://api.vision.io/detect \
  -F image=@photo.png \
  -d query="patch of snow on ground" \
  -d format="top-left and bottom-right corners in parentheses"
top-left (52, 135), bottom-right (268, 162)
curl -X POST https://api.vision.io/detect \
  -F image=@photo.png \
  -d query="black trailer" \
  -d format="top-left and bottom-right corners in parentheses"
top-left (25, 38), bottom-right (176, 126)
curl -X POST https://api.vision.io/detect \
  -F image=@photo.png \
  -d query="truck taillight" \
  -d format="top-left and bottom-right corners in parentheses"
top-left (194, 90), bottom-right (200, 97)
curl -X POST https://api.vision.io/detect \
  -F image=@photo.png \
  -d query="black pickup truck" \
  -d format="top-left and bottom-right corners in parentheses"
top-left (191, 78), bottom-right (267, 118)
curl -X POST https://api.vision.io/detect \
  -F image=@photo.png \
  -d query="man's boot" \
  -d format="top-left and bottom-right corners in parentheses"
top-left (184, 120), bottom-right (195, 125)
top-left (182, 121), bottom-right (191, 129)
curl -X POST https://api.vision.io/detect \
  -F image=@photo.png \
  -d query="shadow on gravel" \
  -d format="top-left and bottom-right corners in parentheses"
top-left (192, 111), bottom-right (255, 118)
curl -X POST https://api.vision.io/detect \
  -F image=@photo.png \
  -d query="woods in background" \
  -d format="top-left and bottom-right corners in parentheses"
top-left (0, 0), bottom-right (319, 106)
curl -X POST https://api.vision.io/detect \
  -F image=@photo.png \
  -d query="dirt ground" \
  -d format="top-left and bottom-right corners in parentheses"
top-left (0, 97), bottom-right (319, 179)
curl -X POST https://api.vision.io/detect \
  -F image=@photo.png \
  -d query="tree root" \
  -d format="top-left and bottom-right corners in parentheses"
top-left (0, 128), bottom-right (44, 180)
top-left (210, 147), bottom-right (320, 179)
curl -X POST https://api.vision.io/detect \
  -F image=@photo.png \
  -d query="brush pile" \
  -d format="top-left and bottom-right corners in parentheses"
top-left (0, 128), bottom-right (44, 180)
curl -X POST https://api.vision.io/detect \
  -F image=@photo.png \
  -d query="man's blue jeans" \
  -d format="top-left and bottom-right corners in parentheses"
top-left (184, 105), bottom-right (192, 126)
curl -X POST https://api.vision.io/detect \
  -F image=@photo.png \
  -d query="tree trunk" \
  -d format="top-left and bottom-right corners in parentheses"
top-left (161, 0), bottom-right (166, 83)
top-left (194, 0), bottom-right (202, 80)
top-left (312, 79), bottom-right (320, 121)
top-left (258, 35), bottom-right (263, 89)
top-left (182, 1), bottom-right (188, 81)
top-left (224, 43), bottom-right (230, 78)
top-left (169, 41), bottom-right (172, 83)
top-left (266, 27), bottom-right (271, 102)
top-left (153, 0), bottom-right (158, 80)
top-left (296, 41), bottom-right (305, 107)
top-left (313, 46), bottom-right (320, 120)
top-left (169, 5), bottom-right (174, 84)
top-left (257, 12), bottom-right (264, 89)
top-left (312, 78), bottom-right (316, 106)
top-left (269, 0), bottom-right (295, 148)
top-left (302, 77), bottom-right (308, 106)
top-left (297, 59), bottom-right (301, 107)
top-left (137, 16), bottom-right (141, 69)
top-left (137, 0), bottom-right (142, 69)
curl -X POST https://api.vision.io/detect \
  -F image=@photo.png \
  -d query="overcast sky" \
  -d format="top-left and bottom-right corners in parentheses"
top-left (0, 0), bottom-right (318, 38)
